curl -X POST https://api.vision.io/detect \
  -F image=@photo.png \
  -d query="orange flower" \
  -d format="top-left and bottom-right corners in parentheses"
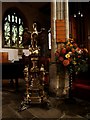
top-left (72, 48), bottom-right (75, 53)
top-left (55, 37), bottom-right (88, 73)
top-left (70, 44), bottom-right (73, 47)
top-left (63, 59), bottom-right (70, 66)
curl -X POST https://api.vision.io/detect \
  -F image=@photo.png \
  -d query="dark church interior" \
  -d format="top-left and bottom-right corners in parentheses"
top-left (0, 1), bottom-right (90, 119)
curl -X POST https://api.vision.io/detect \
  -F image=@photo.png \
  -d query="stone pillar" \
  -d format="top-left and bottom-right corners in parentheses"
top-left (0, 2), bottom-right (2, 120)
top-left (56, 1), bottom-right (65, 97)
top-left (0, 1), bottom-right (2, 49)
top-left (56, 1), bottom-right (64, 49)
top-left (49, 0), bottom-right (69, 96)
top-left (64, 0), bottom-right (69, 40)
top-left (49, 1), bottom-right (57, 93)
top-left (63, 0), bottom-right (69, 96)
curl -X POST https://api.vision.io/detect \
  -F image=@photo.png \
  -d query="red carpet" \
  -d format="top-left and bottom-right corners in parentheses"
top-left (72, 75), bottom-right (90, 101)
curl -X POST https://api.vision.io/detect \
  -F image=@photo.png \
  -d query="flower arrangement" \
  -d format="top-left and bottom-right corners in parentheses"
top-left (55, 38), bottom-right (88, 74)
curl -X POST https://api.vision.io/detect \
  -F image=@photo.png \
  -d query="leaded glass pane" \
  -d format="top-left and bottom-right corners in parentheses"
top-left (4, 22), bottom-right (10, 47)
top-left (12, 15), bottom-right (14, 22)
top-left (3, 10), bottom-right (25, 48)
top-left (19, 25), bottom-right (24, 35)
top-left (4, 22), bottom-right (10, 31)
top-left (19, 25), bottom-right (24, 48)
top-left (8, 15), bottom-right (10, 22)
top-left (15, 16), bottom-right (17, 23)
top-left (12, 25), bottom-right (18, 47)
top-left (19, 18), bottom-right (21, 24)
top-left (5, 17), bottom-right (7, 21)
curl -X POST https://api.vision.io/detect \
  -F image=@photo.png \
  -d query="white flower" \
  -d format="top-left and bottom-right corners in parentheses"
top-left (68, 52), bottom-right (72, 55)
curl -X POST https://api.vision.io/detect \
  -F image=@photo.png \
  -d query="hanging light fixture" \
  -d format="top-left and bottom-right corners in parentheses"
top-left (73, 3), bottom-right (83, 18)
top-left (74, 14), bottom-right (76, 17)
top-left (78, 11), bottom-right (81, 15)
top-left (81, 13), bottom-right (83, 17)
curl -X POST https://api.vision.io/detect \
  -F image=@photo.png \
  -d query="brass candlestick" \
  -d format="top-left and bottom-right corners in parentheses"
top-left (19, 23), bottom-right (50, 111)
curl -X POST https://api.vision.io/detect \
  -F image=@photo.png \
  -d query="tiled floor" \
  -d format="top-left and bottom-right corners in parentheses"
top-left (1, 79), bottom-right (90, 120)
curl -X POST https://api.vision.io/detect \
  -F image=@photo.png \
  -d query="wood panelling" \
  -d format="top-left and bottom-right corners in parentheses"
top-left (0, 52), bottom-right (8, 63)
top-left (56, 20), bottom-right (66, 42)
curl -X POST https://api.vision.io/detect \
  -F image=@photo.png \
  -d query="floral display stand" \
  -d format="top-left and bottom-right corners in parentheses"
top-left (55, 38), bottom-right (88, 102)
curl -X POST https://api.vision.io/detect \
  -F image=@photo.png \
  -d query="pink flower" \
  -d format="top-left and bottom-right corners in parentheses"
top-left (55, 37), bottom-right (88, 73)
top-left (59, 56), bottom-right (64, 61)
top-left (61, 48), bottom-right (66, 54)
top-left (73, 43), bottom-right (78, 48)
top-left (78, 55), bottom-right (81, 58)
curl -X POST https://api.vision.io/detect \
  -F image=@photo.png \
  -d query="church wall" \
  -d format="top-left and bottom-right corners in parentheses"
top-left (0, 2), bottom-right (48, 61)
top-left (1, 2), bottom-right (90, 61)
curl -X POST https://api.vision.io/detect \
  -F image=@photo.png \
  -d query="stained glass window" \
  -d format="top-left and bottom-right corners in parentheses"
top-left (3, 9), bottom-right (24, 48)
